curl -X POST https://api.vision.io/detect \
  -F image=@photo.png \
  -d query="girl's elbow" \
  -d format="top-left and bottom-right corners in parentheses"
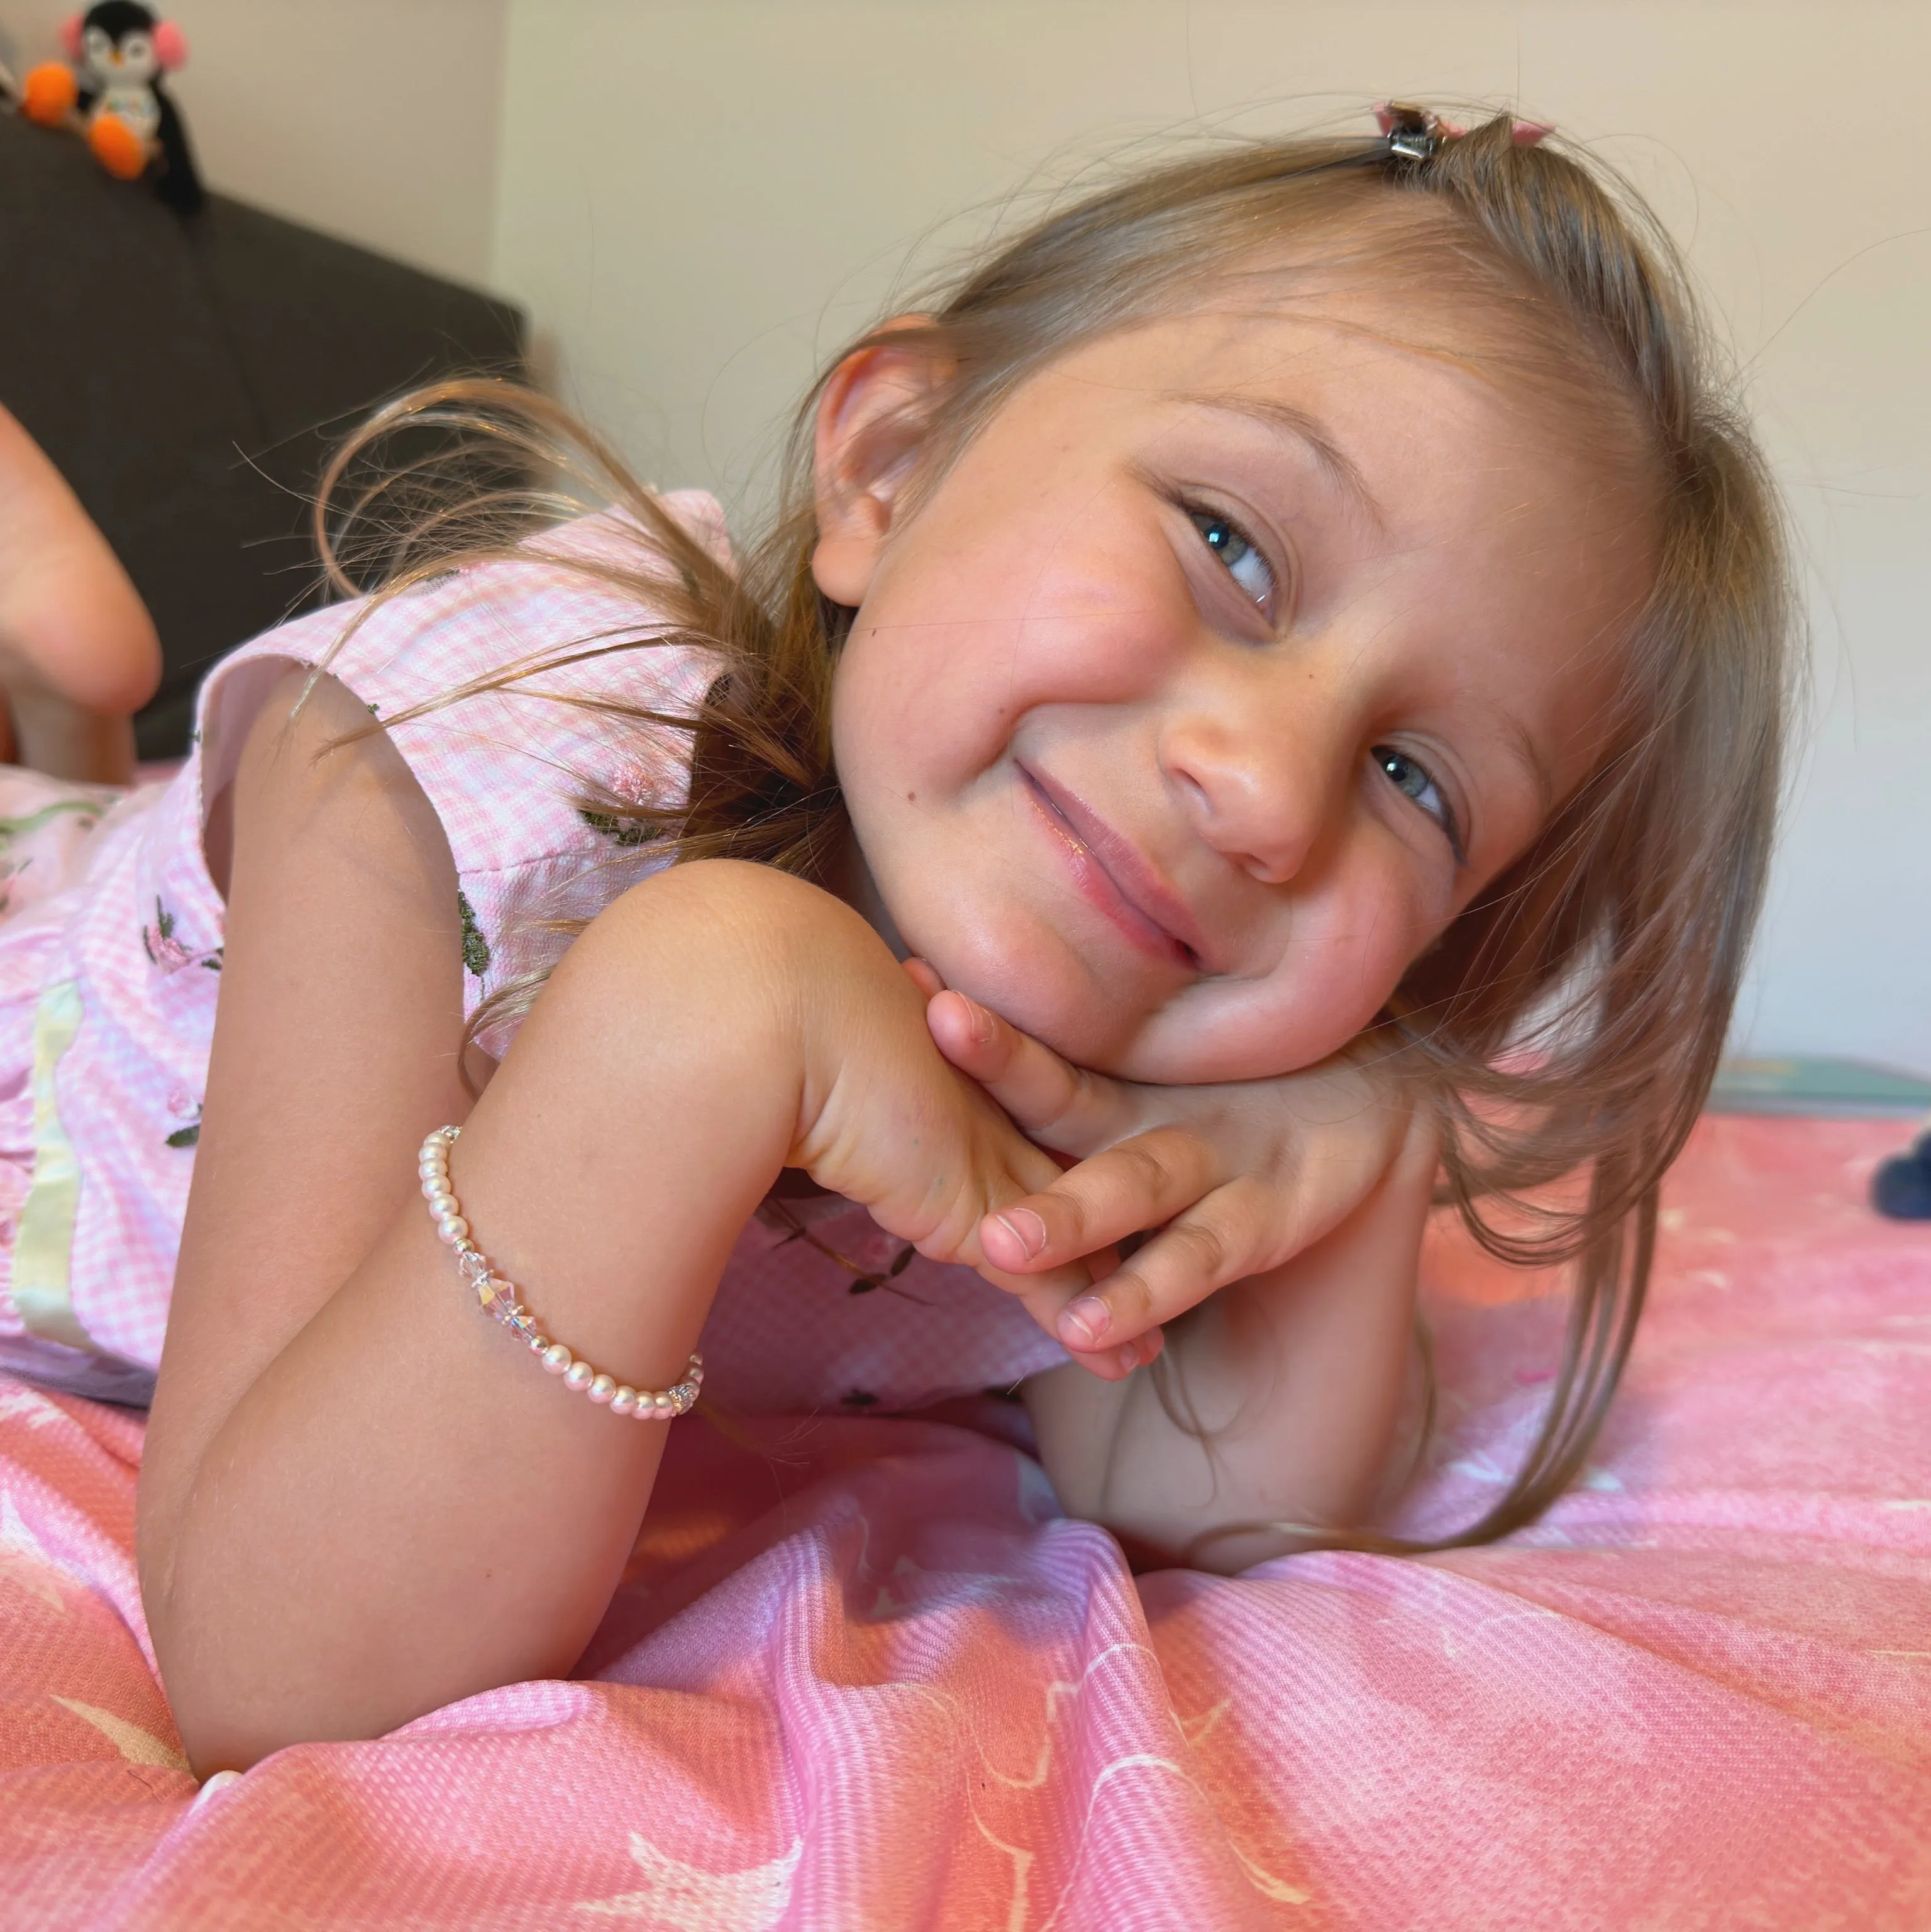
top-left (143, 1560), bottom-right (391, 1777)
top-left (160, 1637), bottom-right (403, 1778)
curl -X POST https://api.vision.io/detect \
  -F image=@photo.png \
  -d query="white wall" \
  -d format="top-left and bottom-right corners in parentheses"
top-left (0, 0), bottom-right (509, 285)
top-left (491, 1), bottom-right (1931, 1075)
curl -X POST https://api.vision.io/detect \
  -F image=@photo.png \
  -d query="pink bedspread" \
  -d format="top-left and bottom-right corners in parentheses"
top-left (4, 1115), bottom-right (1929, 1929)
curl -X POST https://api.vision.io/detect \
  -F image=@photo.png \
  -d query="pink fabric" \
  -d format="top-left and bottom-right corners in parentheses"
top-left (3, 1113), bottom-right (1928, 1928)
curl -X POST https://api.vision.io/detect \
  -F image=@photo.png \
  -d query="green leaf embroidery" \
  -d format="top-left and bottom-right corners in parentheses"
top-left (0, 799), bottom-right (101, 842)
top-left (457, 890), bottom-right (490, 977)
top-left (165, 1123), bottom-right (200, 1149)
top-left (578, 807), bottom-right (654, 848)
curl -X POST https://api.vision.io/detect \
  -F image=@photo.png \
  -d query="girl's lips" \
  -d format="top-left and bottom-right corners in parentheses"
top-left (1019, 765), bottom-right (1204, 970)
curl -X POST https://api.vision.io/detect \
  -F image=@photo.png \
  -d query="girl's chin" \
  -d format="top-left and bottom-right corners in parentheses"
top-left (935, 950), bottom-right (1138, 1066)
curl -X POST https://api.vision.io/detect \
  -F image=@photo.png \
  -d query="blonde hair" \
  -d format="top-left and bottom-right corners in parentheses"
top-left (316, 109), bottom-right (1794, 1555)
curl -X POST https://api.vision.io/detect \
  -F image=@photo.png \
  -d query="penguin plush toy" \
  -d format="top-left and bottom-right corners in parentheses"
top-left (21, 3), bottom-right (204, 213)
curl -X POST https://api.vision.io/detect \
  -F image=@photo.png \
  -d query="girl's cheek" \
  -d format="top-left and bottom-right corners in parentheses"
top-left (839, 621), bottom-right (1026, 784)
top-left (1273, 867), bottom-right (1444, 1055)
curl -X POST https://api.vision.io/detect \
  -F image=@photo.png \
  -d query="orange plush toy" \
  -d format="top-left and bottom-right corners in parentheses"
top-left (22, 2), bottom-right (202, 212)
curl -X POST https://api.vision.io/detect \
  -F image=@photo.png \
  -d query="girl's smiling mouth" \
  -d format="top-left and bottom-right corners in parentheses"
top-left (1018, 763), bottom-right (1205, 971)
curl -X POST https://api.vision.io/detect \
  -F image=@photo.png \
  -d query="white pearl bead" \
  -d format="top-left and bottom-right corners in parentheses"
top-left (563, 1359), bottom-right (595, 1393)
top-left (542, 1343), bottom-right (572, 1375)
top-left (611, 1385), bottom-right (638, 1416)
top-left (651, 1391), bottom-right (674, 1416)
top-left (436, 1216), bottom-right (469, 1244)
top-left (588, 1373), bottom-right (616, 1404)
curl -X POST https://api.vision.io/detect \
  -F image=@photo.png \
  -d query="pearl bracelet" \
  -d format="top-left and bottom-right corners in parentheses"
top-left (419, 1126), bottom-right (702, 1419)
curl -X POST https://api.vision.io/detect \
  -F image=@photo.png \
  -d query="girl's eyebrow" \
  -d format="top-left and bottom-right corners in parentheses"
top-left (1172, 392), bottom-right (1384, 528)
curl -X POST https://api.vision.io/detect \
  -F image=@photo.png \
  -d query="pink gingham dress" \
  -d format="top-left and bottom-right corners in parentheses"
top-left (0, 497), bottom-right (1067, 1411)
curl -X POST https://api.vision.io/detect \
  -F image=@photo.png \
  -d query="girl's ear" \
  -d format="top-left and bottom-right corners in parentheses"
top-left (810, 316), bottom-right (953, 609)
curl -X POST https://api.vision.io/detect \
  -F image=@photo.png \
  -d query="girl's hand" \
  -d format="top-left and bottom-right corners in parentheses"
top-left (768, 889), bottom-right (1114, 1333)
top-left (918, 974), bottom-right (1419, 1380)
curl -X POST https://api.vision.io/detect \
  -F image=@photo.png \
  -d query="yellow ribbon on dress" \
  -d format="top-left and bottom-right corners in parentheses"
top-left (11, 979), bottom-right (97, 1353)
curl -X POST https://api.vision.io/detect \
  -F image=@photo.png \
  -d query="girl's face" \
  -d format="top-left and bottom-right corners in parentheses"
top-left (820, 294), bottom-right (1656, 1084)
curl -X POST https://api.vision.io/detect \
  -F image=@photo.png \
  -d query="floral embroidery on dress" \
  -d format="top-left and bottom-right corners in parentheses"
top-left (164, 1087), bottom-right (202, 1149)
top-left (0, 798), bottom-right (106, 918)
top-left (141, 897), bottom-right (221, 974)
top-left (763, 1197), bottom-right (925, 1303)
top-left (458, 890), bottom-right (490, 977)
top-left (578, 752), bottom-right (666, 848)
top-left (577, 806), bottom-right (655, 848)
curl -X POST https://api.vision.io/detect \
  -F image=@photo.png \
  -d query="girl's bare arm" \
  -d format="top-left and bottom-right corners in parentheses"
top-left (1022, 1106), bottom-right (1439, 1570)
top-left (140, 670), bottom-right (1078, 1774)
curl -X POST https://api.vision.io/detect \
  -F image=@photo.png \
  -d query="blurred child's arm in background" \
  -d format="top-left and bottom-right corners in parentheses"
top-left (0, 402), bottom-right (160, 782)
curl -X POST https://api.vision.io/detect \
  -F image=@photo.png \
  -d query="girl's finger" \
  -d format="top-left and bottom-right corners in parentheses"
top-left (976, 1124), bottom-right (1224, 1275)
top-left (1044, 1175), bottom-right (1286, 1352)
top-left (901, 957), bottom-right (946, 999)
top-left (960, 1125), bottom-right (1125, 1336)
top-left (926, 989), bottom-right (1139, 1153)
top-left (971, 1255), bottom-right (1115, 1333)
top-left (1058, 1325), bottom-right (1166, 1382)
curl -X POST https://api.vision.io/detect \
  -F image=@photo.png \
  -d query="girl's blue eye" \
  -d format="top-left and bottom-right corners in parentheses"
top-left (1373, 745), bottom-right (1459, 852)
top-left (1189, 509), bottom-right (1275, 609)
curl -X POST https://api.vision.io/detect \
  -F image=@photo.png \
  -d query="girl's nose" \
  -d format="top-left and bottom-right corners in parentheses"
top-left (1159, 691), bottom-right (1345, 887)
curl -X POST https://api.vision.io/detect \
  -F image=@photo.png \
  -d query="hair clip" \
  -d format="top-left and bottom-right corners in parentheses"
top-left (1373, 104), bottom-right (1552, 162)
top-left (1374, 103), bottom-right (1446, 164)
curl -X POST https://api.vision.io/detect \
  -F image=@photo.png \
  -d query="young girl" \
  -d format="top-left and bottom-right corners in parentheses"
top-left (0, 108), bottom-right (1788, 1777)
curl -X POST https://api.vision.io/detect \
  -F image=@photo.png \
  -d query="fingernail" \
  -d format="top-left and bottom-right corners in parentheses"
top-left (994, 1208), bottom-right (1047, 1259)
top-left (965, 997), bottom-right (996, 1045)
top-left (1060, 1295), bottom-right (1109, 1348)
top-left (1115, 1344), bottom-right (1139, 1375)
